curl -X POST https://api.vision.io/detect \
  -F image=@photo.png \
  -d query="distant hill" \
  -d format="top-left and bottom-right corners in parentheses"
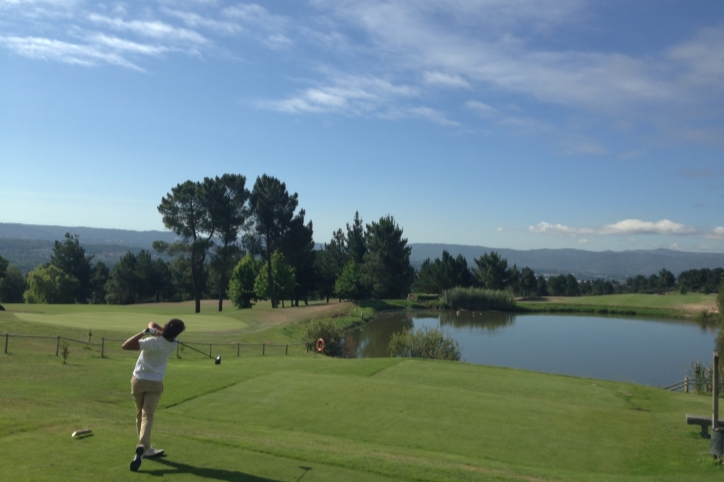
top-left (1, 223), bottom-right (723, 279)
top-left (409, 243), bottom-right (724, 280)
top-left (0, 223), bottom-right (177, 246)
top-left (0, 223), bottom-right (177, 272)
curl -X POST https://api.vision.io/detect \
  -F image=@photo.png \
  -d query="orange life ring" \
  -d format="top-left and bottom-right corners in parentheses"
top-left (315, 338), bottom-right (325, 353)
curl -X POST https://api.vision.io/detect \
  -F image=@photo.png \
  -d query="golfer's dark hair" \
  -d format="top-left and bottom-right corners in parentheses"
top-left (163, 318), bottom-right (185, 341)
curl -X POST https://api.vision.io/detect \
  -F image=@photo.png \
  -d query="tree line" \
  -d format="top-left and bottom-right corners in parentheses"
top-left (0, 174), bottom-right (417, 310)
top-left (0, 173), bottom-right (721, 308)
top-left (411, 250), bottom-right (723, 297)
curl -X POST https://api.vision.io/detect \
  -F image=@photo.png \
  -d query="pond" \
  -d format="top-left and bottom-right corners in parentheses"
top-left (345, 311), bottom-right (719, 387)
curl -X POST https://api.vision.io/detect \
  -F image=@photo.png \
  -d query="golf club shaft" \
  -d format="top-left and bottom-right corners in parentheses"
top-left (176, 340), bottom-right (212, 358)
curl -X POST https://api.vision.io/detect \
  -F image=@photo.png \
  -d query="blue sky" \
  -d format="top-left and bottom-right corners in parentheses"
top-left (1, 0), bottom-right (723, 252)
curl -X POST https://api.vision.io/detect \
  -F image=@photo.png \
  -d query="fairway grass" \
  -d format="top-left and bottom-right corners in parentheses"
top-left (2, 344), bottom-right (723, 480)
top-left (2, 300), bottom-right (724, 481)
top-left (0, 300), bottom-right (353, 341)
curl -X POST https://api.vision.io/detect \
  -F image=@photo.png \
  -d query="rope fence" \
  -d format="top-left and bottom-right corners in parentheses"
top-left (2, 333), bottom-right (306, 359)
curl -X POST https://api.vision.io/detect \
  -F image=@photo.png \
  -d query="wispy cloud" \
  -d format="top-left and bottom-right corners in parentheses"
top-left (0, 35), bottom-right (144, 69)
top-left (527, 219), bottom-right (724, 238)
top-left (423, 71), bottom-right (470, 89)
top-left (257, 74), bottom-right (417, 116)
top-left (2, 0), bottom-right (723, 134)
top-left (465, 100), bottom-right (498, 117)
top-left (87, 14), bottom-right (207, 45)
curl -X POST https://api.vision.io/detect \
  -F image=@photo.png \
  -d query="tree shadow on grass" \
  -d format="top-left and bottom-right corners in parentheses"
top-left (144, 457), bottom-right (313, 482)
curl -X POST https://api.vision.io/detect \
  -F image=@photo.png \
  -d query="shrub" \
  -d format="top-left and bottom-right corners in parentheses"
top-left (688, 361), bottom-right (712, 394)
top-left (228, 253), bottom-right (263, 309)
top-left (441, 287), bottom-right (516, 311)
top-left (301, 319), bottom-right (346, 358)
top-left (60, 341), bottom-right (70, 365)
top-left (389, 326), bottom-right (461, 361)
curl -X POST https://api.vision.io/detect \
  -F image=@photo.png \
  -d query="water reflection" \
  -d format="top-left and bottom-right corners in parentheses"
top-left (345, 311), bottom-right (718, 386)
top-left (438, 310), bottom-right (514, 331)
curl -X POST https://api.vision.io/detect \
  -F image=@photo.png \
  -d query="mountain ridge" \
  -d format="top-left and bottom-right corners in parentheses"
top-left (1, 223), bottom-right (723, 279)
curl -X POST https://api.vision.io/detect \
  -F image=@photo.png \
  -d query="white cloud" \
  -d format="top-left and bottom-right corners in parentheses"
top-left (89, 34), bottom-right (168, 56)
top-left (711, 227), bottom-right (724, 239)
top-left (161, 9), bottom-right (242, 36)
top-left (405, 106), bottom-right (459, 126)
top-left (88, 14), bottom-right (207, 45)
top-left (529, 219), bottom-right (706, 237)
top-left (258, 74), bottom-right (417, 116)
top-left (0, 35), bottom-right (144, 69)
top-left (423, 71), bottom-right (470, 89)
top-left (465, 100), bottom-right (498, 116)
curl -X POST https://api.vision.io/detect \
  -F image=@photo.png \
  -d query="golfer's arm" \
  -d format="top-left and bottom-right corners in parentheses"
top-left (121, 332), bottom-right (145, 351)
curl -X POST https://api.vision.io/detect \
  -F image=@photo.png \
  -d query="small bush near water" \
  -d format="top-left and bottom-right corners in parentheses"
top-left (301, 319), bottom-right (347, 357)
top-left (442, 287), bottom-right (516, 311)
top-left (389, 326), bottom-right (461, 361)
top-left (687, 360), bottom-right (724, 394)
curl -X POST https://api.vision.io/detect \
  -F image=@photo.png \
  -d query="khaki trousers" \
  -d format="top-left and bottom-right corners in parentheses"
top-left (131, 376), bottom-right (164, 450)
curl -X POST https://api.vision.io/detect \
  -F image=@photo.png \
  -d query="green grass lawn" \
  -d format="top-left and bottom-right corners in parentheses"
top-left (1, 301), bottom-right (723, 481)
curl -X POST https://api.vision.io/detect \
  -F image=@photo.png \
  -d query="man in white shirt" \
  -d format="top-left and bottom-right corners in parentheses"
top-left (122, 318), bottom-right (185, 472)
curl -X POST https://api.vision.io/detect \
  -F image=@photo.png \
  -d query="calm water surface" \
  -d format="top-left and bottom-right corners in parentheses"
top-left (346, 312), bottom-right (718, 386)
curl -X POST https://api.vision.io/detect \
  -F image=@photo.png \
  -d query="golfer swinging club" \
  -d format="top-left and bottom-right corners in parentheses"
top-left (122, 318), bottom-right (185, 472)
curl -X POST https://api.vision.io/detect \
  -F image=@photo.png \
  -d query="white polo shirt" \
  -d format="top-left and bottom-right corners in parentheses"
top-left (132, 336), bottom-right (177, 382)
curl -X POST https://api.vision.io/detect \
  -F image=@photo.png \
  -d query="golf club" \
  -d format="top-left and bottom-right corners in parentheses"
top-left (176, 340), bottom-right (216, 361)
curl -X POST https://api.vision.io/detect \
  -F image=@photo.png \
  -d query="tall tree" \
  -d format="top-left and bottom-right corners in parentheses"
top-left (315, 229), bottom-right (348, 302)
top-left (89, 261), bottom-right (110, 304)
top-left (473, 251), bottom-right (509, 291)
top-left (105, 252), bottom-right (139, 304)
top-left (158, 180), bottom-right (215, 313)
top-left (412, 250), bottom-right (472, 294)
top-left (0, 256), bottom-right (8, 279)
top-left (50, 233), bottom-right (94, 302)
top-left (362, 215), bottom-right (414, 299)
top-left (346, 211), bottom-right (367, 264)
top-left (658, 268), bottom-right (676, 291)
top-left (202, 174), bottom-right (251, 312)
top-left (519, 267), bottom-right (537, 297)
top-left (281, 209), bottom-right (315, 306)
top-left (249, 175), bottom-right (298, 308)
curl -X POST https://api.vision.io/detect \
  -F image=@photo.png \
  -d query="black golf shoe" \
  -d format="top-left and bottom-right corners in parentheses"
top-left (130, 445), bottom-right (144, 471)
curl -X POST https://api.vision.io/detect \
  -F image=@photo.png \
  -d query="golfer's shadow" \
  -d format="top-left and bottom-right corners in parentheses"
top-left (144, 457), bottom-right (312, 482)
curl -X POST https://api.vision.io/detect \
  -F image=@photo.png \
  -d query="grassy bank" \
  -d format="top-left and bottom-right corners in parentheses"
top-left (518, 293), bottom-right (718, 320)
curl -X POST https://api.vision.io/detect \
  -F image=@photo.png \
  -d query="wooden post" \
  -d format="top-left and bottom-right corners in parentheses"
top-left (101, 337), bottom-right (105, 358)
top-left (209, 344), bottom-right (212, 358)
top-left (285, 344), bottom-right (288, 355)
top-left (4, 333), bottom-right (8, 354)
top-left (237, 343), bottom-right (240, 357)
top-left (263, 343), bottom-right (265, 356)
top-left (685, 376), bottom-right (689, 393)
top-left (56, 335), bottom-right (61, 356)
top-left (714, 351), bottom-right (720, 429)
